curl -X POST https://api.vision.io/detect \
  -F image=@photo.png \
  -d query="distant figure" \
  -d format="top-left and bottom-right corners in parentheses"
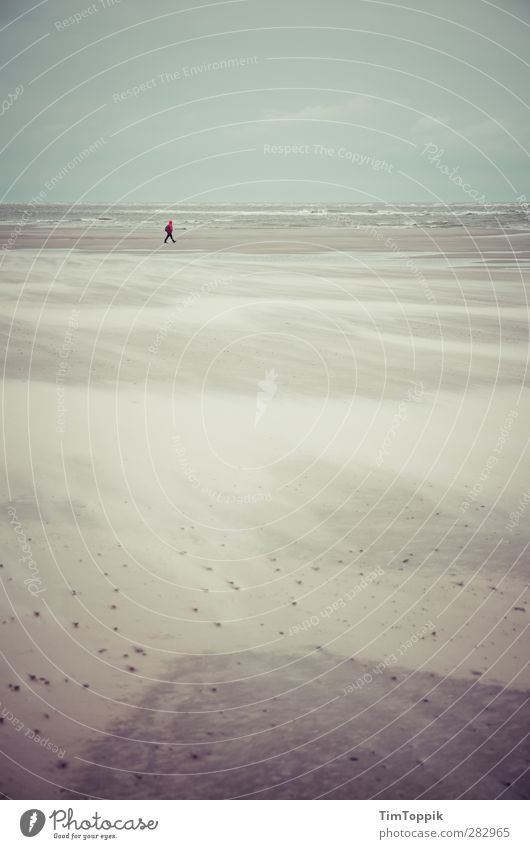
top-left (164, 220), bottom-right (175, 243)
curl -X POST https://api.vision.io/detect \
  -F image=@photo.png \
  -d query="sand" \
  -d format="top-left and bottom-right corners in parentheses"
top-left (0, 226), bottom-right (529, 799)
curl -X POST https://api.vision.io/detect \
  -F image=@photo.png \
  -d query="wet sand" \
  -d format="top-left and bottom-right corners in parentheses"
top-left (2, 223), bottom-right (530, 255)
top-left (0, 226), bottom-right (529, 799)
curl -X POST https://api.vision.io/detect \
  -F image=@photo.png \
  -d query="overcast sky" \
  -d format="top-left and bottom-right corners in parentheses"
top-left (1, 0), bottom-right (529, 203)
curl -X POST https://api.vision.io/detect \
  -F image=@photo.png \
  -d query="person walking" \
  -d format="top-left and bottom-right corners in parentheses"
top-left (164, 220), bottom-right (175, 243)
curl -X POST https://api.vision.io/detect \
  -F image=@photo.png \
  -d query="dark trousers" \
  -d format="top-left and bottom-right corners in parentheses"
top-left (164, 232), bottom-right (175, 243)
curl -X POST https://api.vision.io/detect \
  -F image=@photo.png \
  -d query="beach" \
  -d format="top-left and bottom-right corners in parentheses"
top-left (1, 223), bottom-right (529, 799)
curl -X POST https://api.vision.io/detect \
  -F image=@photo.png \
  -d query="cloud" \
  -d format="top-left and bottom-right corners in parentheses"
top-left (411, 112), bottom-right (529, 155)
top-left (260, 95), bottom-right (379, 123)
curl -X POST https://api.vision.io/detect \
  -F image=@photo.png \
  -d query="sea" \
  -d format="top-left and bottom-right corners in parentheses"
top-left (0, 202), bottom-right (528, 230)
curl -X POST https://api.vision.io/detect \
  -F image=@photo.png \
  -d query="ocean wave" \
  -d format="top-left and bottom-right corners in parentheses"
top-left (1, 203), bottom-right (528, 231)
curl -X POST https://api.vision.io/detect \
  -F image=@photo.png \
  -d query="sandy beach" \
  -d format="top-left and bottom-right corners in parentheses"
top-left (1, 225), bottom-right (529, 799)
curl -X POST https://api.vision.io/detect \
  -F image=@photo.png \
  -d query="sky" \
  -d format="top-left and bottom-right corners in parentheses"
top-left (1, 0), bottom-right (529, 203)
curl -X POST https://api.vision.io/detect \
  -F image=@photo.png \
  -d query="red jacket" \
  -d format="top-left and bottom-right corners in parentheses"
top-left (166, 220), bottom-right (173, 233)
